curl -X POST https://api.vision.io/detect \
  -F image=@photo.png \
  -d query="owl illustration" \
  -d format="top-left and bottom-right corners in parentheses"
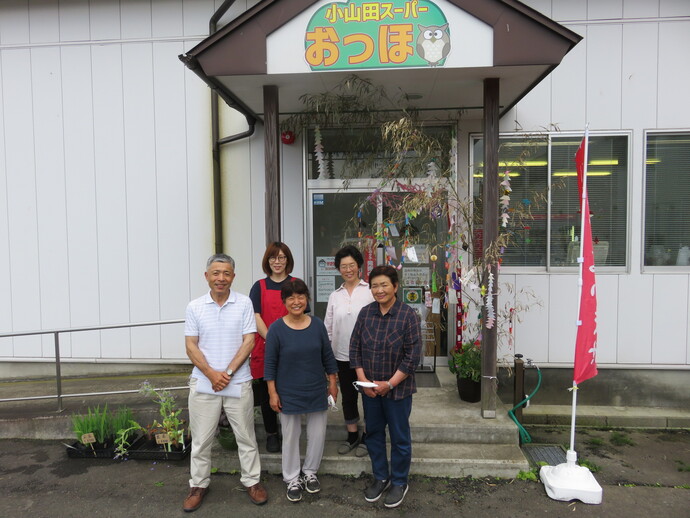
top-left (416, 24), bottom-right (450, 67)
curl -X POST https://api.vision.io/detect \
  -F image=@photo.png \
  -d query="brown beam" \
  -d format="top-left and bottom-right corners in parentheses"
top-left (481, 77), bottom-right (499, 418)
top-left (263, 85), bottom-right (281, 244)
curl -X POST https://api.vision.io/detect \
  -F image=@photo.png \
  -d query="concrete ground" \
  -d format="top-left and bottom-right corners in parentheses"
top-left (1, 428), bottom-right (689, 518)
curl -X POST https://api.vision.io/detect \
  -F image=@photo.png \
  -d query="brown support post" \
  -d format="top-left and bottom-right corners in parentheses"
top-left (481, 78), bottom-right (499, 418)
top-left (263, 85), bottom-right (281, 244)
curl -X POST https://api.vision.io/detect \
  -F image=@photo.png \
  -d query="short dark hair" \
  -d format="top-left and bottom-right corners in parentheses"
top-left (280, 278), bottom-right (310, 303)
top-left (368, 265), bottom-right (399, 288)
top-left (334, 245), bottom-right (364, 269)
top-left (261, 242), bottom-right (294, 275)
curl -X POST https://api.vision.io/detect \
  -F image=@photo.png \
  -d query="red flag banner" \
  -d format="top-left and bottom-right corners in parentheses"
top-left (573, 136), bottom-right (598, 384)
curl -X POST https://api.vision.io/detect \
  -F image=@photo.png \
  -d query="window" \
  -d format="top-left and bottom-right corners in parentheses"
top-left (472, 133), bottom-right (629, 268)
top-left (306, 126), bottom-right (454, 180)
top-left (644, 133), bottom-right (690, 267)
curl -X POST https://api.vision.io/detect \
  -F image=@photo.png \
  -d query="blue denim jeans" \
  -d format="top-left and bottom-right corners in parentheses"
top-left (362, 394), bottom-right (412, 486)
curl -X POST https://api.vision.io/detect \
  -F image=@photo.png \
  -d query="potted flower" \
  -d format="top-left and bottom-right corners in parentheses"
top-left (127, 381), bottom-right (191, 460)
top-left (67, 405), bottom-right (137, 458)
top-left (448, 340), bottom-right (482, 402)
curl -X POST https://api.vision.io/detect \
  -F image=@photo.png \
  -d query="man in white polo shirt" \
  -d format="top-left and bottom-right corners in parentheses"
top-left (183, 253), bottom-right (268, 512)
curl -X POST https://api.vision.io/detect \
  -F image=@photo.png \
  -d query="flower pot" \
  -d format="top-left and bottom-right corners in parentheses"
top-left (128, 434), bottom-right (191, 461)
top-left (456, 376), bottom-right (481, 403)
top-left (65, 439), bottom-right (116, 459)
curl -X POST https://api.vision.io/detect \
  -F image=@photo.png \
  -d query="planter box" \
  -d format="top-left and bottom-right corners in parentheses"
top-left (128, 435), bottom-right (191, 461)
top-left (65, 441), bottom-right (115, 459)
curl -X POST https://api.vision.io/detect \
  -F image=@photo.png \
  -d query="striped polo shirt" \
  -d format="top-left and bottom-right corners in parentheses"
top-left (185, 290), bottom-right (257, 384)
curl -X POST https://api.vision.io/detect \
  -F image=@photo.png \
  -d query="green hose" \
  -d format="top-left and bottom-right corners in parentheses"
top-left (508, 364), bottom-right (542, 444)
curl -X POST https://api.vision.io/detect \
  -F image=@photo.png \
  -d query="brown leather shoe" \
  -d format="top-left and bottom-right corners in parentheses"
top-left (246, 482), bottom-right (268, 505)
top-left (183, 486), bottom-right (208, 512)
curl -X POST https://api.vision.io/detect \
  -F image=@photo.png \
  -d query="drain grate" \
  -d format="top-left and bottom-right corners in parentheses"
top-left (521, 444), bottom-right (567, 467)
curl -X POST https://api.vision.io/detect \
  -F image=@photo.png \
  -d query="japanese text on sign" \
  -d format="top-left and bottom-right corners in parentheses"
top-left (305, 0), bottom-right (450, 71)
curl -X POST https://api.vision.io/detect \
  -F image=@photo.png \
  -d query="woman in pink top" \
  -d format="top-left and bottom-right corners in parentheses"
top-left (324, 245), bottom-right (374, 455)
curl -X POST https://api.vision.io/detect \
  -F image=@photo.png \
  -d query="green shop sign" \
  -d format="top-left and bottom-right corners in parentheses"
top-left (305, 0), bottom-right (451, 71)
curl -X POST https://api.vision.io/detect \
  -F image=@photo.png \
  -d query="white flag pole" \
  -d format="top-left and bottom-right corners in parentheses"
top-left (569, 125), bottom-right (589, 454)
top-left (540, 125), bottom-right (602, 505)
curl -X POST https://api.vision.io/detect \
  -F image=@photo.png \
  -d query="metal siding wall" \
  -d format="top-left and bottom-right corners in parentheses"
top-left (617, 274), bottom-right (653, 363)
top-left (222, 111), bottom-right (255, 295)
top-left (0, 47), bottom-right (11, 357)
top-left (58, 0), bottom-right (91, 41)
top-left (595, 275), bottom-right (619, 364)
top-left (152, 0), bottom-right (183, 37)
top-left (0, 0), bottom-right (213, 362)
top-left (32, 46), bottom-right (72, 357)
top-left (121, 0), bottom-right (153, 39)
top-left (90, 0), bottom-right (122, 40)
top-left (513, 275), bottom-right (550, 363)
top-left (153, 41), bottom-right (192, 324)
top-left (3, 49), bottom-right (42, 357)
top-left (658, 21), bottom-right (690, 128)
top-left (586, 24), bottom-right (623, 130)
top-left (550, 24), bottom-right (586, 131)
top-left (61, 45), bottom-right (101, 357)
top-left (651, 275), bottom-right (689, 364)
top-left (123, 42), bottom-right (162, 359)
top-left (172, 57), bottom-right (213, 360)
top-left (589, 0), bottom-right (624, 20)
top-left (93, 43), bottom-right (131, 359)
top-left (513, 75), bottom-right (551, 132)
top-left (621, 23), bottom-right (658, 129)
top-left (547, 275), bottom-right (578, 363)
top-left (623, 0), bottom-right (660, 18)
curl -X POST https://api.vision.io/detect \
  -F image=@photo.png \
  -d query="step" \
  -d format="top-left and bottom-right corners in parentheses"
top-left (211, 439), bottom-right (529, 478)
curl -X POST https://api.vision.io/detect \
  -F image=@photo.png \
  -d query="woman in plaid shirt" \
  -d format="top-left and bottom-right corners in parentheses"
top-left (349, 265), bottom-right (422, 509)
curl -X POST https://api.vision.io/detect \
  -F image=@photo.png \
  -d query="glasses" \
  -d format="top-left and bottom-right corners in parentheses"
top-left (269, 255), bottom-right (288, 263)
top-left (339, 263), bottom-right (358, 271)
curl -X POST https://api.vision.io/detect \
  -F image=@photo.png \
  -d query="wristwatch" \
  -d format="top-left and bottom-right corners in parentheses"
top-left (226, 367), bottom-right (234, 377)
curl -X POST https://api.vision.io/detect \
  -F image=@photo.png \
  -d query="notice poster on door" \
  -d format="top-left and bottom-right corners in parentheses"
top-left (316, 256), bottom-right (337, 274)
top-left (402, 267), bottom-right (429, 287)
top-left (316, 276), bottom-right (335, 302)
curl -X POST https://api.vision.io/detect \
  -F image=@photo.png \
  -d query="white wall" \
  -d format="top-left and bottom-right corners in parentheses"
top-left (0, 0), bottom-right (222, 362)
top-left (498, 0), bottom-right (690, 368)
top-left (2, 0), bottom-right (689, 370)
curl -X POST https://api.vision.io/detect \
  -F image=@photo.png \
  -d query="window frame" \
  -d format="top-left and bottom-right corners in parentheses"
top-left (642, 129), bottom-right (690, 273)
top-left (469, 131), bottom-right (631, 273)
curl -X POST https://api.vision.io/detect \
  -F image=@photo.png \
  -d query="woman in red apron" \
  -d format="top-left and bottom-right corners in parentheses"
top-left (249, 242), bottom-right (305, 453)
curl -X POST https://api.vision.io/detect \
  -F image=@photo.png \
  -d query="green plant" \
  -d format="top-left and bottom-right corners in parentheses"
top-left (675, 460), bottom-right (690, 472)
top-left (609, 431), bottom-right (634, 447)
top-left (111, 407), bottom-right (135, 437)
top-left (114, 420), bottom-right (143, 459)
top-left (140, 381), bottom-right (187, 452)
top-left (71, 404), bottom-right (111, 445)
top-left (585, 437), bottom-right (604, 447)
top-left (448, 340), bottom-right (481, 382)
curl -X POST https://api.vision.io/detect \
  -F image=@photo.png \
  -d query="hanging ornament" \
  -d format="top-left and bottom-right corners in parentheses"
top-left (314, 126), bottom-right (327, 180)
top-left (485, 269), bottom-right (496, 329)
top-left (500, 170), bottom-right (512, 228)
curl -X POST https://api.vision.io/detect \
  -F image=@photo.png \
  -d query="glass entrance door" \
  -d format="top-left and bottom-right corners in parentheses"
top-left (309, 191), bottom-right (376, 319)
top-left (307, 188), bottom-right (448, 368)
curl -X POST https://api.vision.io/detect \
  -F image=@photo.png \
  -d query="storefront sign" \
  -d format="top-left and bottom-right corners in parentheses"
top-left (305, 0), bottom-right (451, 71)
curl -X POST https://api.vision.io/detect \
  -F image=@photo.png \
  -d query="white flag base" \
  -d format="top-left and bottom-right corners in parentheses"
top-left (539, 450), bottom-right (602, 505)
